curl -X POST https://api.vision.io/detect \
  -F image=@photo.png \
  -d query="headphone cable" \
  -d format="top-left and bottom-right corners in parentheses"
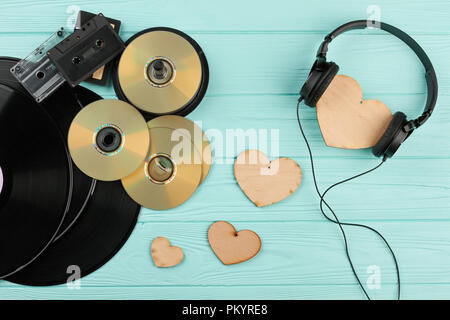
top-left (296, 97), bottom-right (401, 300)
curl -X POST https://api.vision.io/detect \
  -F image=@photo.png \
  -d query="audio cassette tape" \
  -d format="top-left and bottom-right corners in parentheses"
top-left (47, 14), bottom-right (125, 87)
top-left (75, 11), bottom-right (122, 85)
top-left (10, 28), bottom-right (68, 103)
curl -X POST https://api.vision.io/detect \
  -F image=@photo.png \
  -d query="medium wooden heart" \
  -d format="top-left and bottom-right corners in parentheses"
top-left (234, 150), bottom-right (302, 207)
top-left (151, 237), bottom-right (184, 268)
top-left (208, 221), bottom-right (261, 265)
top-left (316, 75), bottom-right (393, 149)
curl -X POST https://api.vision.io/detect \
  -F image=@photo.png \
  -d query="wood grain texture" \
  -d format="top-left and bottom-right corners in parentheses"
top-left (208, 221), bottom-right (261, 265)
top-left (151, 237), bottom-right (184, 268)
top-left (1, 33), bottom-right (449, 96)
top-left (316, 75), bottom-right (392, 149)
top-left (0, 0), bottom-right (449, 300)
top-left (234, 150), bottom-right (302, 207)
top-left (4, 284), bottom-right (450, 300)
top-left (0, 0), bottom-right (449, 33)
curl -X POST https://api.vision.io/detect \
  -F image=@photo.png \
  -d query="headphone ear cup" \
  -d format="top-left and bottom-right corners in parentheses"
top-left (300, 62), bottom-right (339, 107)
top-left (372, 112), bottom-right (407, 158)
top-left (308, 62), bottom-right (339, 107)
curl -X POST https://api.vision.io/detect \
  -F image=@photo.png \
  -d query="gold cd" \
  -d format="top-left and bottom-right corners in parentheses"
top-left (148, 115), bottom-right (211, 184)
top-left (121, 126), bottom-right (202, 210)
top-left (68, 99), bottom-right (150, 181)
top-left (117, 30), bottom-right (202, 114)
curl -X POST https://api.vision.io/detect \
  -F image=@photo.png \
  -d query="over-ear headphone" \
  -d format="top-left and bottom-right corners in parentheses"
top-left (300, 20), bottom-right (438, 158)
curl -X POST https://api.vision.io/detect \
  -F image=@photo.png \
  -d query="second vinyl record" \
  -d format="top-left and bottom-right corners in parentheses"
top-left (5, 180), bottom-right (140, 286)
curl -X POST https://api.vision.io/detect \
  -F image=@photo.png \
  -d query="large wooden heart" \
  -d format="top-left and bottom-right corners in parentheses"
top-left (316, 75), bottom-right (392, 149)
top-left (208, 221), bottom-right (261, 265)
top-left (234, 150), bottom-right (302, 207)
top-left (151, 237), bottom-right (184, 268)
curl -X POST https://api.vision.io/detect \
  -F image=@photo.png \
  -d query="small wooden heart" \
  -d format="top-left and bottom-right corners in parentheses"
top-left (234, 150), bottom-right (302, 207)
top-left (317, 75), bottom-right (393, 149)
top-left (208, 221), bottom-right (261, 265)
top-left (151, 237), bottom-right (184, 268)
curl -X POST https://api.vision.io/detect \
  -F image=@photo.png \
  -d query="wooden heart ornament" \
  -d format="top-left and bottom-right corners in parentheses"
top-left (151, 237), bottom-right (184, 268)
top-left (208, 221), bottom-right (261, 265)
top-left (234, 150), bottom-right (302, 207)
top-left (316, 75), bottom-right (393, 149)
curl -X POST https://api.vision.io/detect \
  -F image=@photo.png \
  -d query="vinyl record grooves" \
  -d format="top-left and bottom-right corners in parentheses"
top-left (113, 27), bottom-right (209, 119)
top-left (68, 99), bottom-right (150, 181)
top-left (122, 126), bottom-right (202, 210)
top-left (0, 83), bottom-right (71, 277)
top-left (42, 84), bottom-right (102, 240)
top-left (0, 57), bottom-right (29, 96)
top-left (0, 57), bottom-right (102, 240)
top-left (6, 180), bottom-right (140, 286)
top-left (148, 115), bottom-right (212, 184)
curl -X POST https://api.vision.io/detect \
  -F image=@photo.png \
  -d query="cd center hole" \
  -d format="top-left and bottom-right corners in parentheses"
top-left (148, 156), bottom-right (174, 182)
top-left (103, 134), bottom-right (114, 146)
top-left (96, 127), bottom-right (122, 153)
top-left (147, 59), bottom-right (173, 85)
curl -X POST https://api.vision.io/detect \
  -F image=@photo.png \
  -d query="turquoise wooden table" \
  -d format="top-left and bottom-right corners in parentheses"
top-left (1, 0), bottom-right (449, 300)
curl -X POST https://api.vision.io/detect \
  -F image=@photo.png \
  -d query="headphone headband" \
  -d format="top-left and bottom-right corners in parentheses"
top-left (316, 20), bottom-right (437, 129)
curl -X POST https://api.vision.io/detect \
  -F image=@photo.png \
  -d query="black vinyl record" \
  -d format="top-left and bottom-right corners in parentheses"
top-left (6, 180), bottom-right (140, 286)
top-left (0, 57), bottom-right (28, 95)
top-left (0, 57), bottom-right (101, 240)
top-left (41, 84), bottom-right (102, 241)
top-left (0, 83), bottom-right (71, 277)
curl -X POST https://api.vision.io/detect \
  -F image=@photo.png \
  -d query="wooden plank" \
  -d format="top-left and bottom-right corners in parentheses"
top-left (189, 95), bottom-right (450, 160)
top-left (136, 157), bottom-right (450, 222)
top-left (0, 0), bottom-right (449, 33)
top-left (1, 221), bottom-right (448, 289)
top-left (73, 93), bottom-right (444, 159)
top-left (2, 283), bottom-right (450, 300)
top-left (0, 0), bottom-right (449, 301)
top-left (0, 33), bottom-right (447, 96)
